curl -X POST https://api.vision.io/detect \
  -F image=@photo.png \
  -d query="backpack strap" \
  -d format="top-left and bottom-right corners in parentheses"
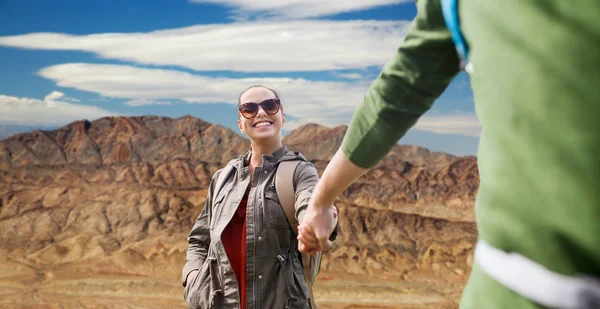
top-left (212, 165), bottom-right (234, 207)
top-left (275, 160), bottom-right (302, 234)
top-left (275, 160), bottom-right (319, 309)
top-left (440, 0), bottom-right (472, 72)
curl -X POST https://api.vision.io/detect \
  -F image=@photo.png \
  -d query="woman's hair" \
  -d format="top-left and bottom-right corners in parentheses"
top-left (237, 85), bottom-right (280, 105)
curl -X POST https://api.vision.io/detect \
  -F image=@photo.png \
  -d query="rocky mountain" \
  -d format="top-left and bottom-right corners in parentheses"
top-left (0, 125), bottom-right (56, 140)
top-left (0, 116), bottom-right (478, 309)
top-left (0, 116), bottom-right (249, 168)
top-left (284, 123), bottom-right (461, 170)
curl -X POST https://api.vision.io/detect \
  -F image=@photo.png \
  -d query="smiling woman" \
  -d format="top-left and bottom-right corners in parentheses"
top-left (182, 85), bottom-right (331, 309)
top-left (237, 86), bottom-right (283, 144)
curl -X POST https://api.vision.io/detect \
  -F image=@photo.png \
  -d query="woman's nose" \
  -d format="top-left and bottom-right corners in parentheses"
top-left (255, 105), bottom-right (268, 117)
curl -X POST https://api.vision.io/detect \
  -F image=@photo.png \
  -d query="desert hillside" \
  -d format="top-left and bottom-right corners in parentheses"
top-left (0, 116), bottom-right (478, 309)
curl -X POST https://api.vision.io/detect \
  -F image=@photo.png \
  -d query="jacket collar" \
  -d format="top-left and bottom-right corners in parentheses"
top-left (229, 145), bottom-right (306, 170)
top-left (240, 145), bottom-right (288, 166)
top-left (263, 145), bottom-right (288, 164)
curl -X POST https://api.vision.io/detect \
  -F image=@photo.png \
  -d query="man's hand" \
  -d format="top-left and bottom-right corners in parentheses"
top-left (186, 269), bottom-right (199, 286)
top-left (297, 149), bottom-right (368, 255)
top-left (298, 203), bottom-right (337, 255)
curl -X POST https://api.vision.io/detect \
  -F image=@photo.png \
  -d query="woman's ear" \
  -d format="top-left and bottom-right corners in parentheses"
top-left (238, 118), bottom-right (245, 134)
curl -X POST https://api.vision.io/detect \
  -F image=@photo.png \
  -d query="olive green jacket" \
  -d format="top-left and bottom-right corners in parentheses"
top-left (341, 0), bottom-right (600, 308)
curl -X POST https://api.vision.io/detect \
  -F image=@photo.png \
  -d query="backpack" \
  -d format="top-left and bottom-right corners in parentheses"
top-left (211, 160), bottom-right (329, 309)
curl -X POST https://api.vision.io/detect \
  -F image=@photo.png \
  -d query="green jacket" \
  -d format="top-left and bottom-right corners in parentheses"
top-left (342, 0), bottom-right (600, 308)
top-left (182, 146), bottom-right (318, 309)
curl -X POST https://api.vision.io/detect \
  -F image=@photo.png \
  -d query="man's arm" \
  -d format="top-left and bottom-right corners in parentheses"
top-left (297, 149), bottom-right (365, 253)
top-left (343, 0), bottom-right (460, 169)
top-left (299, 0), bottom-right (461, 253)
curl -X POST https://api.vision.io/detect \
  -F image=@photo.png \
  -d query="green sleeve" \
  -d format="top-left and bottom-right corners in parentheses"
top-left (341, 0), bottom-right (460, 169)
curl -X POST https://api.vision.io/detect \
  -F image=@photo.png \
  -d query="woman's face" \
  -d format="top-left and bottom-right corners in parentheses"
top-left (237, 87), bottom-right (284, 144)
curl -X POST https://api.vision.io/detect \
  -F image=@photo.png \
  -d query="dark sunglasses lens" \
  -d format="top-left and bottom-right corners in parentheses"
top-left (240, 103), bottom-right (258, 118)
top-left (262, 99), bottom-right (279, 114)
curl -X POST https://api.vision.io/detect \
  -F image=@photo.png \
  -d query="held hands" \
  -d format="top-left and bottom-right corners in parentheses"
top-left (297, 202), bottom-right (338, 255)
top-left (297, 149), bottom-right (366, 256)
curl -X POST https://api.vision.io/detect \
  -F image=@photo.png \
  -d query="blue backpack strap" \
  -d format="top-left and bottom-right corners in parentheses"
top-left (440, 0), bottom-right (470, 69)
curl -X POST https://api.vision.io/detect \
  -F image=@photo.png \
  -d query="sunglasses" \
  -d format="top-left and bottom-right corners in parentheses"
top-left (238, 98), bottom-right (281, 119)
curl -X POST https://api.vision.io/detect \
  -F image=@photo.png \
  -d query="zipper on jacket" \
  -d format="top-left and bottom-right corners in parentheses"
top-left (253, 165), bottom-right (270, 309)
top-left (252, 167), bottom-right (259, 309)
top-left (236, 180), bottom-right (251, 309)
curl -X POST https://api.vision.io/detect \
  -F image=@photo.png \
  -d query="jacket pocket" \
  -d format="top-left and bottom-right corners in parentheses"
top-left (184, 263), bottom-right (204, 305)
top-left (279, 254), bottom-right (310, 309)
top-left (186, 259), bottom-right (209, 309)
top-left (209, 289), bottom-right (224, 308)
top-left (264, 190), bottom-right (291, 229)
top-left (189, 255), bottom-right (223, 309)
top-left (290, 255), bottom-right (310, 304)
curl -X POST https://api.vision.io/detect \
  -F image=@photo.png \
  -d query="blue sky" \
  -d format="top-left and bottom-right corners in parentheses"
top-left (0, 0), bottom-right (480, 155)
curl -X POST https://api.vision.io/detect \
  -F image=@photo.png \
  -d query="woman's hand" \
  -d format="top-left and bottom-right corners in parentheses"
top-left (186, 269), bottom-right (199, 286)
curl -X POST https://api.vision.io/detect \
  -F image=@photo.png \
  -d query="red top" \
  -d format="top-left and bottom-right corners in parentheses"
top-left (221, 189), bottom-right (248, 309)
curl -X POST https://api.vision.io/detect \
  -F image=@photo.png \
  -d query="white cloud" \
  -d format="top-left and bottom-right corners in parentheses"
top-left (0, 92), bottom-right (119, 126)
top-left (414, 114), bottom-right (481, 137)
top-left (124, 99), bottom-right (172, 106)
top-left (0, 20), bottom-right (410, 72)
top-left (190, 0), bottom-right (410, 20)
top-left (37, 63), bottom-right (479, 137)
top-left (332, 72), bottom-right (364, 80)
top-left (63, 96), bottom-right (81, 102)
top-left (38, 63), bottom-right (370, 129)
top-left (45, 91), bottom-right (65, 101)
